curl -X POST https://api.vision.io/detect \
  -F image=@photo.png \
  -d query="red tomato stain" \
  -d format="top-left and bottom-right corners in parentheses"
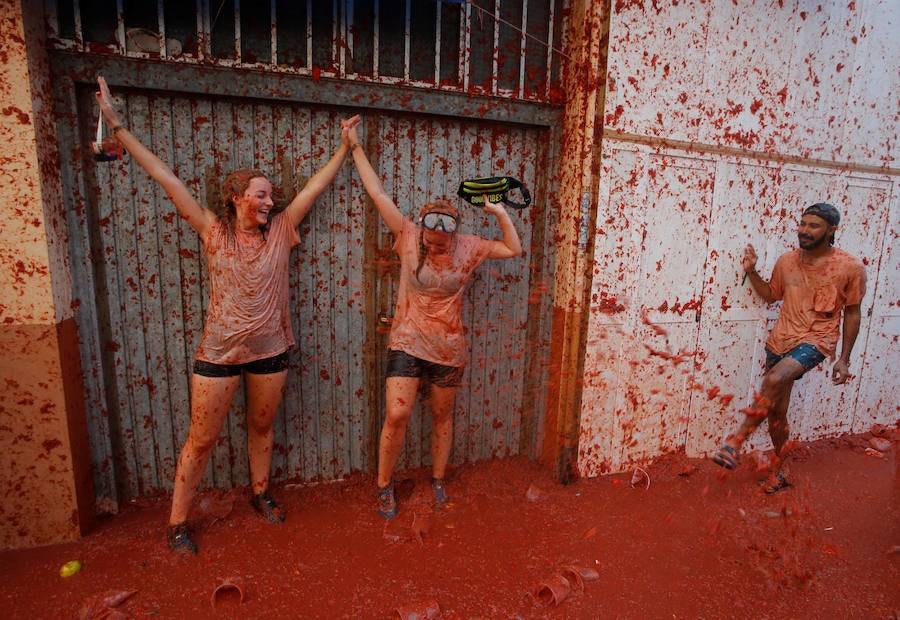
top-left (2, 105), bottom-right (30, 124)
top-left (42, 438), bottom-right (63, 452)
top-left (664, 347), bottom-right (695, 366)
top-left (640, 308), bottom-right (668, 336)
top-left (607, 104), bottom-right (625, 125)
top-left (593, 292), bottom-right (625, 314)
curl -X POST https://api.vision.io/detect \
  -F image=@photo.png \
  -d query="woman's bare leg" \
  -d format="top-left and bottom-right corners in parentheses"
top-left (428, 384), bottom-right (457, 481)
top-left (169, 374), bottom-right (240, 525)
top-left (244, 369), bottom-right (288, 494)
top-left (377, 376), bottom-right (419, 488)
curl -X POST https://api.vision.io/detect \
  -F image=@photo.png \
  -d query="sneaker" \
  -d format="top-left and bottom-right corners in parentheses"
top-left (251, 490), bottom-right (286, 524)
top-left (432, 477), bottom-right (450, 509)
top-left (167, 522), bottom-right (198, 555)
top-left (377, 481), bottom-right (397, 519)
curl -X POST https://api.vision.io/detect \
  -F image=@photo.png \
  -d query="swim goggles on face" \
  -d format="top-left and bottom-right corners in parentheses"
top-left (421, 211), bottom-right (459, 233)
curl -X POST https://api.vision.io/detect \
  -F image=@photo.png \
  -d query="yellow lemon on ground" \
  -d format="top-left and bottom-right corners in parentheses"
top-left (59, 560), bottom-right (82, 577)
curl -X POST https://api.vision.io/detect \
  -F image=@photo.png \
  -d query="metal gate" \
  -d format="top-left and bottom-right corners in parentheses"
top-left (360, 113), bottom-right (557, 475)
top-left (64, 84), bottom-right (557, 505)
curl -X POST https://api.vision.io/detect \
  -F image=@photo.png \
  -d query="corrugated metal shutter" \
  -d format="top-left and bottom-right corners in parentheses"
top-left (361, 113), bottom-right (556, 473)
top-left (68, 86), bottom-right (557, 504)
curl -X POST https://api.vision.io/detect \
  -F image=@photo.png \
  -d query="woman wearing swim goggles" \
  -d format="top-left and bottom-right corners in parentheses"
top-left (421, 211), bottom-right (459, 234)
top-left (342, 118), bottom-right (523, 521)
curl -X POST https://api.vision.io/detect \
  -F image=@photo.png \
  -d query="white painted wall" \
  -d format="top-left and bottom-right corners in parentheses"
top-left (578, 0), bottom-right (899, 475)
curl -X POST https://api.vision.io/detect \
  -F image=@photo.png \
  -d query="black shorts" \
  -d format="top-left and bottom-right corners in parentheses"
top-left (193, 351), bottom-right (290, 378)
top-left (385, 349), bottom-right (463, 388)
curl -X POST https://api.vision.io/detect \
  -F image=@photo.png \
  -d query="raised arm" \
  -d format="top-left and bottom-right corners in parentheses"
top-left (742, 244), bottom-right (775, 302)
top-left (283, 114), bottom-right (359, 228)
top-left (95, 76), bottom-right (214, 236)
top-left (342, 121), bottom-right (405, 235)
top-left (482, 196), bottom-right (523, 259)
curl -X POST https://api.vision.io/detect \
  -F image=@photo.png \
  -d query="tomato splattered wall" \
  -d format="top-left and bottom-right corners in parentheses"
top-left (577, 1), bottom-right (899, 475)
top-left (1, 0), bottom-right (897, 552)
top-left (0, 0), bottom-right (94, 550)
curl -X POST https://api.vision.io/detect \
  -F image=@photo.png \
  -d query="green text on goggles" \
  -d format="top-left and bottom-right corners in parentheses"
top-left (421, 212), bottom-right (459, 233)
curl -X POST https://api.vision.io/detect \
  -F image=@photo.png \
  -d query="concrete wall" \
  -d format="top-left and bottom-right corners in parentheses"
top-left (0, 0), bottom-right (93, 549)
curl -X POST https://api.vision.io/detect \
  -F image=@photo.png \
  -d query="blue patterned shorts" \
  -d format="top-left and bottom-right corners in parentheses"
top-left (764, 343), bottom-right (826, 377)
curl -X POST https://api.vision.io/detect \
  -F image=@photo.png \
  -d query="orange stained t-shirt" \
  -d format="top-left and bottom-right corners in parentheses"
top-left (195, 212), bottom-right (300, 365)
top-left (388, 218), bottom-right (494, 368)
top-left (766, 247), bottom-right (866, 358)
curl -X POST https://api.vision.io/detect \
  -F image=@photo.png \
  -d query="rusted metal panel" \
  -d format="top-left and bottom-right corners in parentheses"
top-left (46, 0), bottom-right (568, 104)
top-left (363, 112), bottom-right (555, 474)
top-left (459, 126), bottom-right (541, 461)
top-left (66, 88), bottom-right (360, 496)
top-left (52, 74), bottom-right (122, 507)
top-left (292, 107), bottom-right (370, 481)
top-left (50, 52), bottom-right (559, 129)
top-left (61, 79), bottom-right (555, 501)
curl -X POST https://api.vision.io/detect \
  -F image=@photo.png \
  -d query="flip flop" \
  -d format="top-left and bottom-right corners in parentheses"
top-left (763, 472), bottom-right (792, 494)
top-left (711, 445), bottom-right (738, 469)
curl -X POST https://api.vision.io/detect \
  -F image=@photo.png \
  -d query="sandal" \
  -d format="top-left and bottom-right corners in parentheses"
top-left (251, 490), bottom-right (285, 524)
top-left (431, 477), bottom-right (450, 510)
top-left (711, 445), bottom-right (739, 469)
top-left (167, 522), bottom-right (198, 555)
top-left (763, 472), bottom-right (792, 495)
top-left (377, 481), bottom-right (397, 519)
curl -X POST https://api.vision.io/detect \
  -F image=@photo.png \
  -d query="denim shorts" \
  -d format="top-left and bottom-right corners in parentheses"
top-left (193, 351), bottom-right (290, 377)
top-left (386, 349), bottom-right (463, 388)
top-left (764, 343), bottom-right (826, 377)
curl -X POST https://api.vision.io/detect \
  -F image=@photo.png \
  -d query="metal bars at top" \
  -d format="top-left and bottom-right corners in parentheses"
top-left (44, 0), bottom-right (566, 104)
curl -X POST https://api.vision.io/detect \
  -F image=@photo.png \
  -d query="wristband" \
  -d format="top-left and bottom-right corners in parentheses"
top-left (112, 124), bottom-right (126, 134)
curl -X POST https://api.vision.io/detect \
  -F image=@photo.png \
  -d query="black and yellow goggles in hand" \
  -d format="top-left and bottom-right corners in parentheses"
top-left (457, 176), bottom-right (532, 209)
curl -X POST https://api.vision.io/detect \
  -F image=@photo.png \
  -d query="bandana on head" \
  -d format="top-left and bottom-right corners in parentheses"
top-left (803, 203), bottom-right (840, 227)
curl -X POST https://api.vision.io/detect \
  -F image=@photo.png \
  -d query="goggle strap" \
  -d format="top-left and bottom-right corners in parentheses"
top-left (422, 212), bottom-right (458, 232)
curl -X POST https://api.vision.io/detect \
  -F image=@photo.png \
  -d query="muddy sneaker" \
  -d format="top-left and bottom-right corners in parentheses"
top-left (377, 481), bottom-right (397, 519)
top-left (432, 477), bottom-right (450, 510)
top-left (167, 522), bottom-right (198, 555)
top-left (251, 490), bottom-right (286, 524)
